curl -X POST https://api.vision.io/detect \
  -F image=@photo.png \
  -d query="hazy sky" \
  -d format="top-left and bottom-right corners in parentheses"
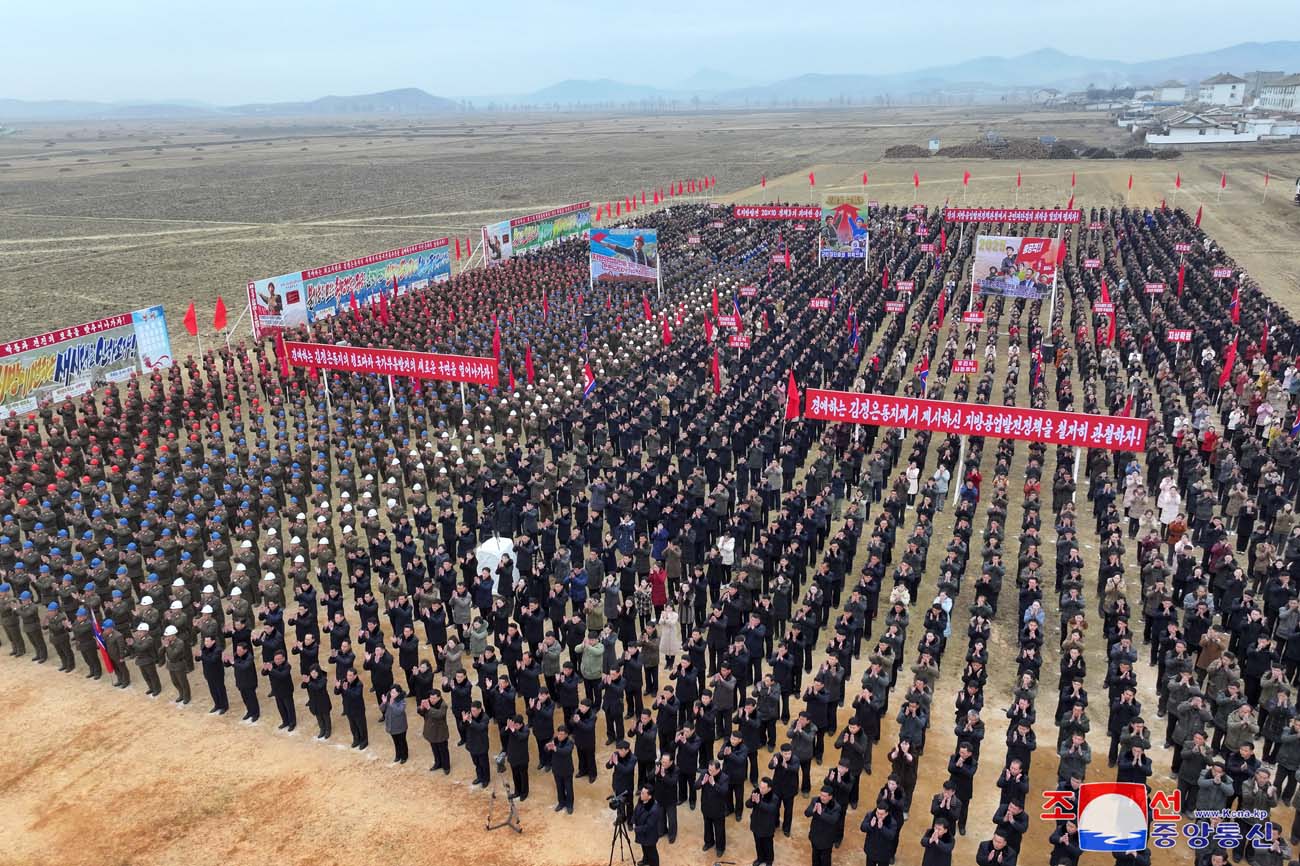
top-left (4, 0), bottom-right (1291, 103)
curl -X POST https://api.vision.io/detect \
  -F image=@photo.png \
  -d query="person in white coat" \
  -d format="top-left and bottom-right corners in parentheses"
top-left (717, 533), bottom-right (736, 582)
top-left (658, 606), bottom-right (682, 666)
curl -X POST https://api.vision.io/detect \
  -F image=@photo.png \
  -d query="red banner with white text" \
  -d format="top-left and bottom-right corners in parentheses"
top-left (733, 206), bottom-right (821, 220)
top-left (803, 389), bottom-right (1148, 451)
top-left (282, 341), bottom-right (498, 386)
top-left (943, 208), bottom-right (1083, 224)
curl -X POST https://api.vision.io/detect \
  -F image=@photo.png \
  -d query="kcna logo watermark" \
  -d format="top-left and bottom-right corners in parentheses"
top-left (1040, 782), bottom-right (1276, 853)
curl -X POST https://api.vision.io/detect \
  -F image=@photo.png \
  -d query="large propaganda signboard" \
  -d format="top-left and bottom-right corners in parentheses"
top-left (1, 307), bottom-right (174, 417)
top-left (282, 342), bottom-right (498, 386)
top-left (482, 202), bottom-right (591, 267)
top-left (972, 234), bottom-right (1061, 300)
top-left (803, 389), bottom-right (1148, 451)
top-left (819, 194), bottom-right (870, 259)
top-left (589, 229), bottom-right (659, 286)
top-left (248, 239), bottom-right (452, 338)
top-left (733, 206), bottom-right (820, 220)
top-left (944, 208), bottom-right (1082, 224)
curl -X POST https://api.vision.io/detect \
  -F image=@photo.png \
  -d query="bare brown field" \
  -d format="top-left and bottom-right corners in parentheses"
top-left (6, 105), bottom-right (1295, 347)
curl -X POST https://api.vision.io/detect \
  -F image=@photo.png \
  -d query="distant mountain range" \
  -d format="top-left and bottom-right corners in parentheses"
top-left (3, 42), bottom-right (1299, 120)
top-left (0, 88), bottom-right (460, 121)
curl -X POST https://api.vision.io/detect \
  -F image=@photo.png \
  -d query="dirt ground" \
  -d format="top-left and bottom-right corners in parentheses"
top-left (2, 106), bottom-right (1299, 865)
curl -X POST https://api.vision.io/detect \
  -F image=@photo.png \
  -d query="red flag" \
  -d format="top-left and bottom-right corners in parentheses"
top-left (962, 170), bottom-right (970, 187)
top-left (1231, 284), bottom-right (1241, 325)
top-left (465, 235), bottom-right (473, 256)
top-left (862, 171), bottom-right (869, 186)
top-left (542, 290), bottom-right (549, 321)
top-left (1175, 172), bottom-right (1182, 189)
top-left (703, 315), bottom-right (714, 344)
top-left (492, 321), bottom-right (501, 361)
top-left (939, 227), bottom-right (947, 253)
top-left (605, 293), bottom-right (611, 311)
top-left (378, 287), bottom-right (391, 326)
top-left (1261, 320), bottom-right (1269, 357)
top-left (641, 190), bottom-right (646, 205)
top-left (913, 171), bottom-right (920, 190)
top-left (1071, 171), bottom-right (1076, 189)
top-left (524, 344), bottom-right (535, 384)
top-left (508, 368), bottom-right (516, 390)
top-left (274, 331), bottom-right (290, 378)
top-left (616, 202), bottom-right (622, 217)
top-left (642, 295), bottom-right (653, 322)
top-left (808, 171), bottom-right (815, 187)
top-left (712, 287), bottom-right (719, 319)
top-left (1118, 394), bottom-right (1134, 417)
top-left (350, 289), bottom-right (361, 322)
top-left (677, 181), bottom-right (683, 196)
top-left (1265, 171), bottom-right (1270, 188)
top-left (1016, 170), bottom-right (1021, 188)
top-left (1056, 237), bottom-right (1068, 266)
top-left (711, 349), bottom-right (721, 395)
top-left (785, 371), bottom-right (800, 420)
top-left (183, 301), bottom-right (198, 336)
top-left (455, 237), bottom-right (462, 260)
top-left (1221, 171), bottom-right (1227, 190)
top-left (762, 309), bottom-right (770, 331)
top-left (1067, 194), bottom-right (1074, 210)
top-left (661, 313), bottom-right (673, 346)
top-left (1177, 262), bottom-right (1186, 297)
top-left (1127, 174), bottom-right (1133, 191)
top-left (212, 296), bottom-right (228, 331)
top-left (1219, 336), bottom-right (1237, 388)
top-left (882, 266), bottom-right (890, 289)
top-left (761, 175), bottom-right (766, 188)
top-left (1195, 205), bottom-right (1203, 227)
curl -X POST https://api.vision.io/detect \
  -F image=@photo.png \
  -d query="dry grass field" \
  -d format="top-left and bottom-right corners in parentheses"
top-left (1, 106), bottom-right (1299, 866)
top-left (4, 106), bottom-right (1296, 346)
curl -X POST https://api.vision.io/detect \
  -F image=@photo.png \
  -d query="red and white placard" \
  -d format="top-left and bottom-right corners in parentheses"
top-left (803, 389), bottom-right (1148, 451)
top-left (282, 342), bottom-right (497, 386)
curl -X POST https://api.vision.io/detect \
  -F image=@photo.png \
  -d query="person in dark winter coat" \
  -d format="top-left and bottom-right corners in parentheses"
top-left (632, 786), bottom-right (663, 866)
top-left (418, 690), bottom-right (450, 773)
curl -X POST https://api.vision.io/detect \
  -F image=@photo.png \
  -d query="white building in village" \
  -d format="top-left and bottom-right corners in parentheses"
top-left (1257, 74), bottom-right (1300, 113)
top-left (1198, 73), bottom-right (1247, 107)
top-left (1154, 81), bottom-right (1187, 103)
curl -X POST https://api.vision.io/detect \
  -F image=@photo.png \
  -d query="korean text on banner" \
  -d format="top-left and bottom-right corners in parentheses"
top-left (589, 229), bottom-right (659, 285)
top-left (943, 208), bottom-right (1083, 224)
top-left (819, 194), bottom-right (870, 259)
top-left (803, 389), bottom-right (1148, 452)
top-left (248, 238), bottom-right (451, 338)
top-left (972, 235), bottom-right (1061, 301)
top-left (733, 206), bottom-right (821, 220)
top-left (482, 202), bottom-right (592, 267)
top-left (281, 342), bottom-right (498, 387)
top-left (1, 307), bottom-right (174, 418)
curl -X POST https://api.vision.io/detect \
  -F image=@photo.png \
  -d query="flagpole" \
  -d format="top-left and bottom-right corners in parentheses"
top-left (387, 375), bottom-right (395, 408)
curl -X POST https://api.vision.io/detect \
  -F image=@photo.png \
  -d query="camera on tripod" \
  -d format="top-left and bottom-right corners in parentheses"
top-left (607, 794), bottom-right (632, 826)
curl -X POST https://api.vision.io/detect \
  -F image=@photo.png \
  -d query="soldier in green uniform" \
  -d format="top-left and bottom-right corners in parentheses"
top-left (46, 602), bottom-right (75, 671)
top-left (17, 592), bottom-right (47, 662)
top-left (0, 583), bottom-right (25, 656)
top-left (162, 624), bottom-right (193, 704)
top-left (70, 606), bottom-right (102, 678)
top-left (130, 623), bottom-right (162, 696)
top-left (100, 619), bottom-right (130, 688)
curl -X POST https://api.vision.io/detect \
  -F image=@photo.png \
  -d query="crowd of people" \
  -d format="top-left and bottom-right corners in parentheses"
top-left (2, 193), bottom-right (1300, 866)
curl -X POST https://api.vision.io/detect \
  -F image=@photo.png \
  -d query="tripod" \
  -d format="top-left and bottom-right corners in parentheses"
top-left (485, 772), bottom-right (522, 834)
top-left (607, 817), bottom-right (634, 866)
